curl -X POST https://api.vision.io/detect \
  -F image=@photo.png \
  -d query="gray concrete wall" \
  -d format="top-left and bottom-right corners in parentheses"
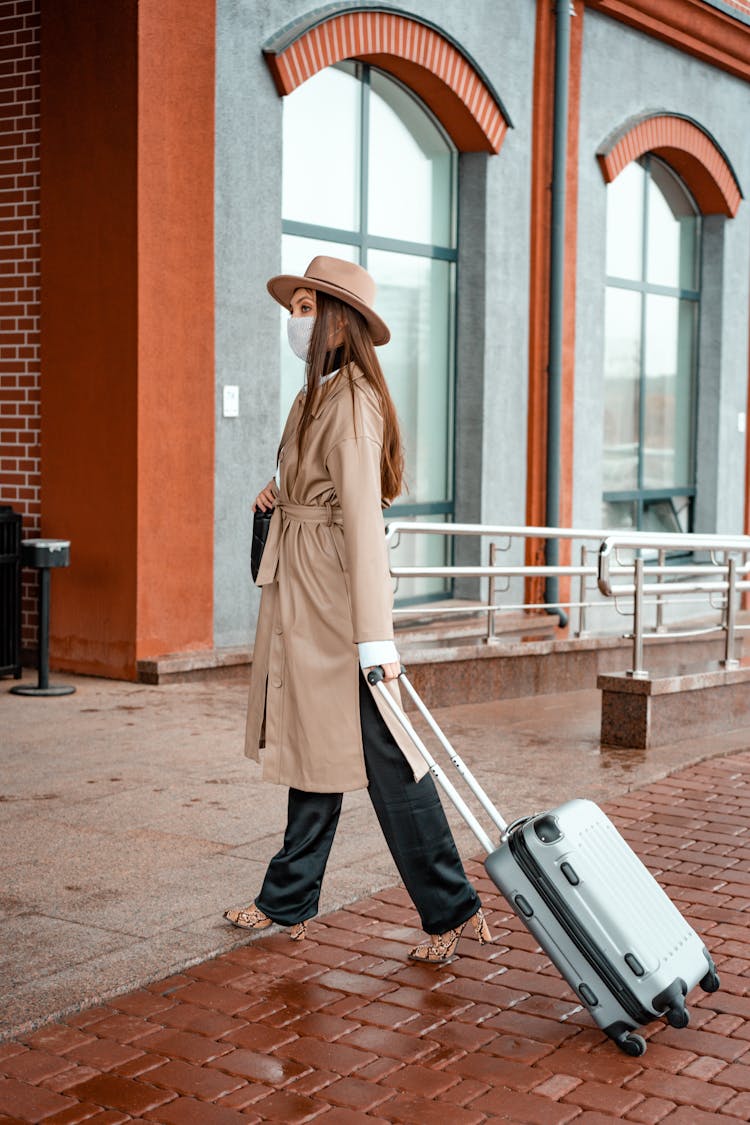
top-left (574, 10), bottom-right (750, 536)
top-left (214, 0), bottom-right (537, 646)
top-left (696, 208), bottom-right (750, 533)
top-left (214, 1), bottom-right (285, 648)
top-left (447, 0), bottom-right (536, 532)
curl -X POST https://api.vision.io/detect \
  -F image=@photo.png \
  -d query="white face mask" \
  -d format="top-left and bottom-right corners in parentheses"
top-left (287, 315), bottom-right (314, 361)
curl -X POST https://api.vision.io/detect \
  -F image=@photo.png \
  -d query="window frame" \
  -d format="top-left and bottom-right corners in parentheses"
top-left (602, 154), bottom-right (702, 535)
top-left (281, 61), bottom-right (459, 523)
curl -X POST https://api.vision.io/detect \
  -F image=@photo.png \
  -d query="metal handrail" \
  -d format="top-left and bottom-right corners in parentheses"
top-left (385, 522), bottom-right (607, 639)
top-left (391, 565), bottom-right (592, 578)
top-left (598, 532), bottom-right (750, 596)
top-left (597, 532), bottom-right (750, 674)
top-left (386, 521), bottom-right (619, 543)
top-left (385, 521), bottom-right (750, 674)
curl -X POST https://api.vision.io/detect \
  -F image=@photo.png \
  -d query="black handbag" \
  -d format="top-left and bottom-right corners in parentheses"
top-left (251, 508), bottom-right (273, 582)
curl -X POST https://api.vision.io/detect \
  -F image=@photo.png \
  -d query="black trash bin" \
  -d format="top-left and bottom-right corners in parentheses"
top-left (0, 505), bottom-right (22, 678)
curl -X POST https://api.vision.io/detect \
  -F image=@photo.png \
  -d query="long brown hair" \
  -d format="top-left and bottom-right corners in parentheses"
top-left (294, 291), bottom-right (404, 503)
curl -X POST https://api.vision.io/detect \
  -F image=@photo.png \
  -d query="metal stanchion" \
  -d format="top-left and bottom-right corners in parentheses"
top-left (627, 555), bottom-right (649, 679)
top-left (721, 556), bottom-right (740, 669)
top-left (655, 549), bottom-right (666, 633)
top-left (485, 542), bottom-right (497, 643)
top-left (577, 544), bottom-right (588, 637)
top-left (10, 539), bottom-right (75, 697)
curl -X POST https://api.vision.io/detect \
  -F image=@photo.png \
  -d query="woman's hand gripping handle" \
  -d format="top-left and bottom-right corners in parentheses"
top-left (367, 664), bottom-right (403, 686)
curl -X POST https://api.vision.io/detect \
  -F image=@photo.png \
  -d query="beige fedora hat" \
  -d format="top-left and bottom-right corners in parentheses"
top-left (267, 256), bottom-right (390, 346)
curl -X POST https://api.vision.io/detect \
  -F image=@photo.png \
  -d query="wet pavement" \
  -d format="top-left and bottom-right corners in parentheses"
top-left (3, 670), bottom-right (750, 1121)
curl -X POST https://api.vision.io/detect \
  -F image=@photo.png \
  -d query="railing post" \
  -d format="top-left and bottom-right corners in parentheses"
top-left (627, 555), bottom-right (649, 679)
top-left (655, 548), bottom-right (666, 632)
top-left (485, 542), bottom-right (496, 643)
top-left (722, 555), bottom-right (740, 669)
top-left (576, 544), bottom-right (588, 637)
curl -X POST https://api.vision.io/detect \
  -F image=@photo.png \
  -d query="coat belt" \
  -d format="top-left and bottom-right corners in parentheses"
top-left (277, 502), bottom-right (343, 526)
top-left (255, 502), bottom-right (343, 586)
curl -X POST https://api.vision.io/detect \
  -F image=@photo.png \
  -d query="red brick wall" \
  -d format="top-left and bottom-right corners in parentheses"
top-left (0, 0), bottom-right (39, 654)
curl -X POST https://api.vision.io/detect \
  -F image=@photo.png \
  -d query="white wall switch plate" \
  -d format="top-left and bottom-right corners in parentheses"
top-left (223, 385), bottom-right (239, 418)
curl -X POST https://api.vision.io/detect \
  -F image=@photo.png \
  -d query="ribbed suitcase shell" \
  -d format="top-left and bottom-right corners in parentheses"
top-left (485, 799), bottom-right (716, 1051)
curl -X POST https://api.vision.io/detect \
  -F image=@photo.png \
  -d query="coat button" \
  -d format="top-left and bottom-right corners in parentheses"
top-left (272, 677), bottom-right (282, 688)
top-left (274, 624), bottom-right (283, 635)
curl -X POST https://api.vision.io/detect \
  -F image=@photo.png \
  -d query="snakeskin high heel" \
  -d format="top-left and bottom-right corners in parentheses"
top-left (223, 904), bottom-right (307, 941)
top-left (408, 907), bottom-right (491, 964)
top-left (223, 904), bottom-right (272, 931)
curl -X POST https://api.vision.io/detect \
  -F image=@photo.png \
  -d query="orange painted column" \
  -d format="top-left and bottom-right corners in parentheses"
top-left (136, 1), bottom-right (215, 664)
top-left (40, 1), bottom-right (139, 677)
top-left (525, 0), bottom-right (584, 610)
top-left (40, 0), bottom-right (214, 679)
top-left (525, 0), bottom-right (554, 603)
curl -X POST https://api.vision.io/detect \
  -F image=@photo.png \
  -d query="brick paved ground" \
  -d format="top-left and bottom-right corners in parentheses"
top-left (2, 749), bottom-right (750, 1123)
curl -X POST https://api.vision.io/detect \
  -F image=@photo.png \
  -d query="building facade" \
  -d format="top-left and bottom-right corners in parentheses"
top-left (1, 0), bottom-right (749, 679)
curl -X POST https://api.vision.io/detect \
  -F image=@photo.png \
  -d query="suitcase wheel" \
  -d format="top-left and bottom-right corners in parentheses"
top-left (666, 1005), bottom-right (690, 1029)
top-left (608, 1023), bottom-right (648, 1056)
top-left (619, 1033), bottom-right (647, 1057)
top-left (653, 978), bottom-right (689, 1029)
top-left (700, 969), bottom-right (721, 994)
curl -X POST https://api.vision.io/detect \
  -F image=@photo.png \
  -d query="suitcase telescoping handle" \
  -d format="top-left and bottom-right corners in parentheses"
top-left (367, 666), bottom-right (508, 854)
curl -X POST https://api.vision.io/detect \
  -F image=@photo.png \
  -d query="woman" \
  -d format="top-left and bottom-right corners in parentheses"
top-left (224, 256), bottom-right (490, 963)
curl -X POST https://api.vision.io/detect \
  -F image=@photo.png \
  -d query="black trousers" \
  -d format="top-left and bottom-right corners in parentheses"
top-left (255, 673), bottom-right (480, 935)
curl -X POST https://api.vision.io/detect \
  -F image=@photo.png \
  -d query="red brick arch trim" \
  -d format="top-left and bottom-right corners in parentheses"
top-left (597, 112), bottom-right (743, 218)
top-left (263, 4), bottom-right (512, 154)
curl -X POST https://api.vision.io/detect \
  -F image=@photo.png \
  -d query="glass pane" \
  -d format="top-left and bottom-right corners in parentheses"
top-left (282, 64), bottom-right (361, 231)
top-left (645, 173), bottom-right (680, 288)
top-left (678, 215), bottom-right (700, 291)
top-left (642, 498), bottom-right (683, 535)
top-left (647, 159), bottom-right (699, 290)
top-left (672, 494), bottom-right (691, 534)
top-left (367, 70), bottom-right (453, 246)
top-left (603, 287), bottom-right (642, 491)
top-left (642, 295), bottom-right (695, 489)
top-left (602, 499), bottom-right (637, 530)
top-left (387, 513), bottom-right (450, 600)
top-left (367, 249), bottom-right (453, 506)
top-left (606, 161), bottom-right (644, 281)
top-left (279, 235), bottom-right (358, 414)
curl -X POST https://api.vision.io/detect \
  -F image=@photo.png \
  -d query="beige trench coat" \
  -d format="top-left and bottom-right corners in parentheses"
top-left (244, 366), bottom-right (429, 792)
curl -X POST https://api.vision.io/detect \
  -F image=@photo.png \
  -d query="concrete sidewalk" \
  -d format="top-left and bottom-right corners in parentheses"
top-left (4, 667), bottom-right (750, 1043)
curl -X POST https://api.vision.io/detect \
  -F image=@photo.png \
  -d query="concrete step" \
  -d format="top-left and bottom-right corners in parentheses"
top-left (399, 626), bottom-right (746, 710)
top-left (135, 611), bottom-right (747, 706)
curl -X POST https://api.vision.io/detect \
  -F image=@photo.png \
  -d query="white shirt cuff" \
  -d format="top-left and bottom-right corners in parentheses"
top-left (358, 640), bottom-right (399, 670)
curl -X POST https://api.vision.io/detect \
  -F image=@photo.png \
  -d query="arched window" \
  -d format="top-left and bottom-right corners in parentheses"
top-left (280, 62), bottom-right (457, 596)
top-left (602, 156), bottom-right (700, 533)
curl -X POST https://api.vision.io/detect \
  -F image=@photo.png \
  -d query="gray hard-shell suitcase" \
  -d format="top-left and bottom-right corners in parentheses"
top-left (367, 668), bottom-right (721, 1057)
